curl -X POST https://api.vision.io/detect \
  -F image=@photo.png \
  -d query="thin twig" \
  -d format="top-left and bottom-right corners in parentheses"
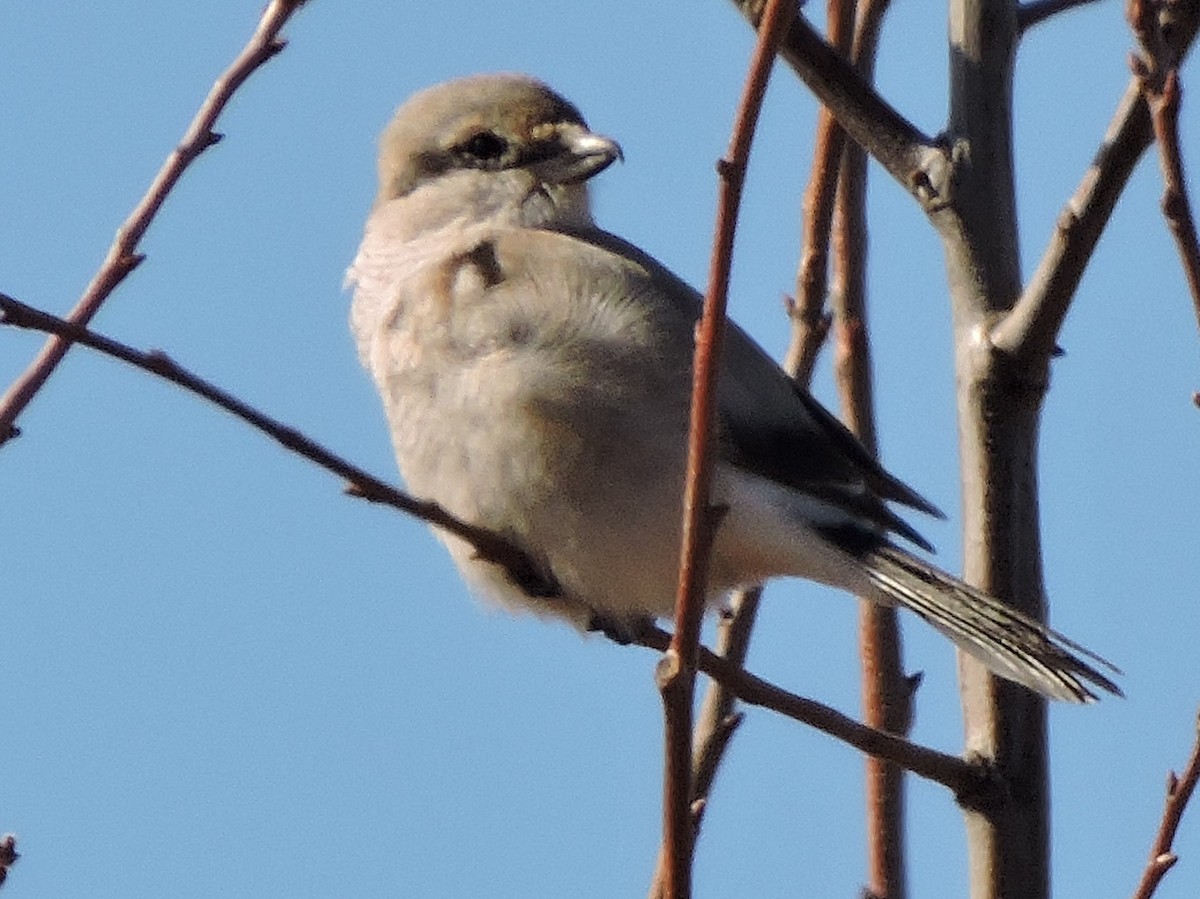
top-left (1017, 0), bottom-right (1105, 33)
top-left (0, 292), bottom-right (557, 600)
top-left (1131, 710), bottom-right (1200, 899)
top-left (833, 0), bottom-right (908, 895)
top-left (656, 4), bottom-right (860, 893)
top-left (785, 0), bottom-right (855, 383)
top-left (0, 0), bottom-right (308, 447)
top-left (992, 1), bottom-right (1200, 361)
top-left (659, 2), bottom-right (796, 894)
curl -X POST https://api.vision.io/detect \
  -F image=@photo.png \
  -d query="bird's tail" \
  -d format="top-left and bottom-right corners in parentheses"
top-left (861, 544), bottom-right (1121, 702)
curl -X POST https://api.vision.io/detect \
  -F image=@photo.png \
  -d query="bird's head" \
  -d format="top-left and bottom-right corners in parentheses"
top-left (374, 73), bottom-right (622, 230)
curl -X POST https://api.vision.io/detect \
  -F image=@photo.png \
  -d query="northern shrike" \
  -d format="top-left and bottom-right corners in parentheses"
top-left (347, 73), bottom-right (1119, 702)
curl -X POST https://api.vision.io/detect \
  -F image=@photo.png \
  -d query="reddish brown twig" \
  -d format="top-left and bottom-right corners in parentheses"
top-left (647, 588), bottom-right (758, 899)
top-left (0, 0), bottom-right (307, 447)
top-left (656, 3), bottom-right (858, 892)
top-left (783, 0), bottom-right (854, 384)
top-left (0, 292), bottom-right (557, 601)
top-left (831, 0), bottom-right (907, 895)
top-left (1131, 710), bottom-right (1200, 899)
top-left (658, 1), bottom-right (795, 895)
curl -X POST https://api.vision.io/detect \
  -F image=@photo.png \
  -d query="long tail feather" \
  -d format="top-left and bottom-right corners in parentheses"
top-left (862, 544), bottom-right (1122, 703)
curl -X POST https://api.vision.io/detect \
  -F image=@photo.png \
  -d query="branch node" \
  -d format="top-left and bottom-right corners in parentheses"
top-left (952, 756), bottom-right (1008, 814)
top-left (1055, 207), bottom-right (1080, 235)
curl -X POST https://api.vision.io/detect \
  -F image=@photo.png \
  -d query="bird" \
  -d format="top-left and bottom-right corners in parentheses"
top-left (347, 73), bottom-right (1120, 703)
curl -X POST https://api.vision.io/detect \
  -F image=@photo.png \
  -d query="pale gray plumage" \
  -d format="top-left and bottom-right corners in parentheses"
top-left (347, 73), bottom-right (1120, 703)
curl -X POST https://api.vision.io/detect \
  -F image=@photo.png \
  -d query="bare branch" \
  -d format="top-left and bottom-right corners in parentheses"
top-left (659, 2), bottom-right (794, 894)
top-left (1017, 0), bottom-right (1105, 33)
top-left (631, 622), bottom-right (986, 800)
top-left (727, 1), bottom-right (939, 202)
top-left (1131, 710), bottom-right (1200, 899)
top-left (0, 292), bottom-right (559, 602)
top-left (993, 2), bottom-right (1200, 361)
top-left (0, 0), bottom-right (308, 447)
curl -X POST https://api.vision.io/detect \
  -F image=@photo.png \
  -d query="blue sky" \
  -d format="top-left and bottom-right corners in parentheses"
top-left (2, 1), bottom-right (1198, 896)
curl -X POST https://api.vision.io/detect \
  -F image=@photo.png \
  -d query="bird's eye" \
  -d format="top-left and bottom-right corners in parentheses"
top-left (461, 131), bottom-right (508, 162)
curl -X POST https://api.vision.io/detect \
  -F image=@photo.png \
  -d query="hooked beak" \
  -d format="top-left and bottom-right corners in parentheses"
top-left (530, 124), bottom-right (623, 185)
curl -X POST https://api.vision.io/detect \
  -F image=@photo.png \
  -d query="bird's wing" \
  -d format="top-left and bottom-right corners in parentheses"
top-left (550, 225), bottom-right (943, 550)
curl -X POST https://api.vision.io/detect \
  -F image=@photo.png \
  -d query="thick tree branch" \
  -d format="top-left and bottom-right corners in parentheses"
top-left (659, 2), bottom-right (793, 894)
top-left (0, 292), bottom-right (558, 601)
top-left (1131, 710), bottom-right (1200, 899)
top-left (993, 0), bottom-right (1200, 362)
top-left (0, 0), bottom-right (308, 447)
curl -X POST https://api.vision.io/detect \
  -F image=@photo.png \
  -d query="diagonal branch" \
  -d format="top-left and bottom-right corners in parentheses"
top-left (1131, 710), bottom-right (1200, 899)
top-left (0, 0), bottom-right (308, 447)
top-left (0, 290), bottom-right (990, 824)
top-left (992, 1), bottom-right (1200, 362)
top-left (632, 622), bottom-right (985, 800)
top-left (0, 292), bottom-right (558, 601)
